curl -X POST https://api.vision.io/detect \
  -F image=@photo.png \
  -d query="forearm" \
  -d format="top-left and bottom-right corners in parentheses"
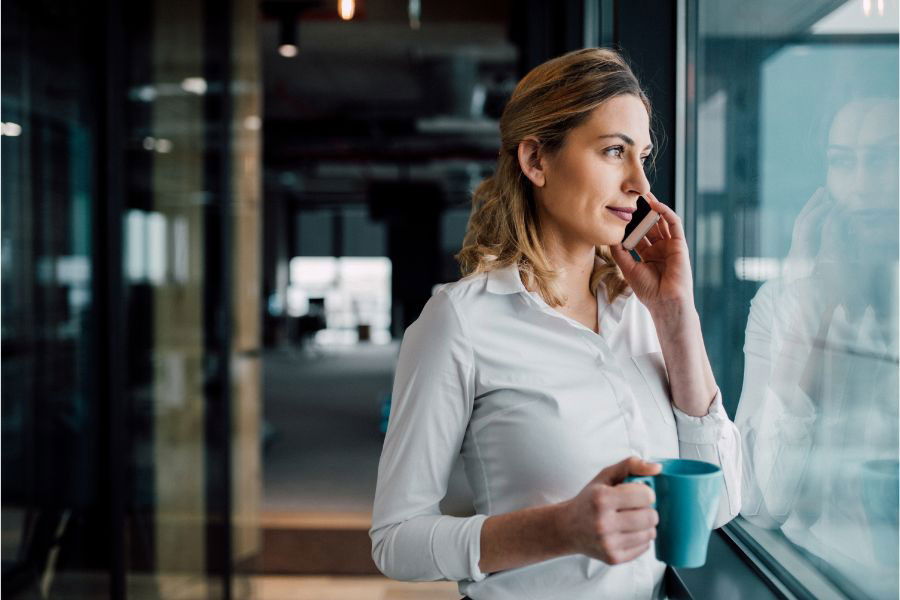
top-left (478, 502), bottom-right (574, 574)
top-left (651, 301), bottom-right (718, 417)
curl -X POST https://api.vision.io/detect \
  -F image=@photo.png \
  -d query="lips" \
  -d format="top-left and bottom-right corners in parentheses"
top-left (606, 206), bottom-right (635, 222)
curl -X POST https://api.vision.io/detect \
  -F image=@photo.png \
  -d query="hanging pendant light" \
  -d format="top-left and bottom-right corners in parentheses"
top-left (278, 16), bottom-right (298, 57)
top-left (338, 0), bottom-right (355, 20)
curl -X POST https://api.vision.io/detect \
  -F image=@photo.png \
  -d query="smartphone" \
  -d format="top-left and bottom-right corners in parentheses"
top-left (622, 196), bottom-right (660, 250)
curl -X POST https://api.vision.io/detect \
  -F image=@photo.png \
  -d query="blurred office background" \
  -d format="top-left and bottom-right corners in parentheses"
top-left (2, 0), bottom-right (897, 599)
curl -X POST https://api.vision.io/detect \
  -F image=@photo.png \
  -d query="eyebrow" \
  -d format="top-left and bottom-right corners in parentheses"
top-left (828, 140), bottom-right (898, 151)
top-left (598, 133), bottom-right (653, 152)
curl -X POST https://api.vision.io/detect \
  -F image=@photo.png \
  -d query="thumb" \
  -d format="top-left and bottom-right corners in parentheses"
top-left (594, 456), bottom-right (661, 486)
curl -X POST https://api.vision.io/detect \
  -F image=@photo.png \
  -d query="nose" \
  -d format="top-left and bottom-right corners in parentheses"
top-left (623, 157), bottom-right (651, 200)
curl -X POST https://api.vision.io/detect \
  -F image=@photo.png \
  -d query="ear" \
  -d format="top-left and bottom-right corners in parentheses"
top-left (517, 137), bottom-right (547, 188)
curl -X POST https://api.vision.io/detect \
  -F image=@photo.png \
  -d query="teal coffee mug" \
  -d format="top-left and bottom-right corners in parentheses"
top-left (625, 458), bottom-right (723, 568)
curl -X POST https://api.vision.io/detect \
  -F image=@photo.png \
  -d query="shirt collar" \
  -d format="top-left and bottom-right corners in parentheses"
top-left (487, 256), bottom-right (631, 295)
top-left (485, 263), bottom-right (528, 295)
top-left (484, 257), bottom-right (633, 305)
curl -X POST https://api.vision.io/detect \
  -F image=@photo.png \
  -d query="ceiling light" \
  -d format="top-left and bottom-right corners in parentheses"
top-left (279, 17), bottom-right (298, 57)
top-left (338, 0), bottom-right (355, 20)
top-left (279, 44), bottom-right (298, 57)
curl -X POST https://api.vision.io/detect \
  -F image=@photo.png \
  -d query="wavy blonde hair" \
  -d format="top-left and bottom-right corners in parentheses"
top-left (457, 48), bottom-right (653, 307)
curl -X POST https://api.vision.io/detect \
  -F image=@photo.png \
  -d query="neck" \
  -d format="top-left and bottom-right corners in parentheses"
top-left (539, 223), bottom-right (597, 305)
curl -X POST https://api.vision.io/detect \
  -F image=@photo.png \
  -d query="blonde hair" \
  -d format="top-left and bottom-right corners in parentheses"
top-left (456, 48), bottom-right (653, 307)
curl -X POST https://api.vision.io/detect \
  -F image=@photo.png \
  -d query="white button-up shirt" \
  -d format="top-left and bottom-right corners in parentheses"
top-left (371, 262), bottom-right (742, 600)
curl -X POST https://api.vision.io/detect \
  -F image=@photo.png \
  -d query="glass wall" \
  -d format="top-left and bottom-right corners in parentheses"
top-left (2, 0), bottom-right (261, 598)
top-left (3, 3), bottom-right (111, 596)
top-left (685, 0), bottom-right (898, 597)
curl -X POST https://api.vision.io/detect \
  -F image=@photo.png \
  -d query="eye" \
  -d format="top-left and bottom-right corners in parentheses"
top-left (640, 154), bottom-right (651, 164)
top-left (827, 153), bottom-right (855, 170)
top-left (604, 145), bottom-right (625, 158)
top-left (826, 150), bottom-right (856, 169)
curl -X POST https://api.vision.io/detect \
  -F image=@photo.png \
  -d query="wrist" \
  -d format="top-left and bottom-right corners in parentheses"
top-left (552, 500), bottom-right (578, 556)
top-left (649, 301), bottom-right (700, 336)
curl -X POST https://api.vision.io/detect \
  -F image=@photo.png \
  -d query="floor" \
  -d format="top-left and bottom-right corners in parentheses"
top-left (260, 343), bottom-right (473, 598)
top-left (246, 576), bottom-right (461, 600)
top-left (36, 573), bottom-right (461, 600)
top-left (262, 343), bottom-right (474, 515)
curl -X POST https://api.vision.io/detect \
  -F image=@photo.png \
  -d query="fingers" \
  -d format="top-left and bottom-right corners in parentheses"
top-left (634, 237), bottom-right (653, 255)
top-left (607, 527), bottom-right (657, 550)
top-left (616, 507), bottom-right (659, 532)
top-left (797, 187), bottom-right (827, 220)
top-left (597, 517), bottom-right (656, 565)
top-left (607, 541), bottom-right (653, 565)
top-left (596, 456), bottom-right (661, 485)
top-left (644, 191), bottom-right (685, 242)
top-left (643, 222), bottom-right (664, 245)
top-left (656, 216), bottom-right (672, 239)
top-left (608, 484), bottom-right (657, 510)
top-left (609, 242), bottom-right (639, 275)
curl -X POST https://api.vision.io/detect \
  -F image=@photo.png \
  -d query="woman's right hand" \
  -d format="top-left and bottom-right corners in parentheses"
top-left (557, 456), bottom-right (661, 565)
top-left (783, 187), bottom-right (834, 281)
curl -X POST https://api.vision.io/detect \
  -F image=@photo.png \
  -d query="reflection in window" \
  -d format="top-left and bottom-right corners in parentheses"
top-left (689, 1), bottom-right (898, 597)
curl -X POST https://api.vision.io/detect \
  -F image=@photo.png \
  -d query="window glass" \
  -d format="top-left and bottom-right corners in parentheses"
top-left (687, 1), bottom-right (898, 598)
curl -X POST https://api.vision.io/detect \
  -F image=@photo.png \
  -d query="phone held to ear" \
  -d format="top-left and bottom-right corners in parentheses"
top-left (622, 196), bottom-right (660, 251)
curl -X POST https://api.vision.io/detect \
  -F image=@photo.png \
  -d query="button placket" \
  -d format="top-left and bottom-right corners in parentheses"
top-left (518, 290), bottom-right (623, 369)
top-left (520, 291), bottom-right (598, 336)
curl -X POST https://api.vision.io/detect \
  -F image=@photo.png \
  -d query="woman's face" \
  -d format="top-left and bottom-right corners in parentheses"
top-left (535, 95), bottom-right (653, 249)
top-left (826, 99), bottom-right (899, 211)
top-left (825, 99), bottom-right (899, 257)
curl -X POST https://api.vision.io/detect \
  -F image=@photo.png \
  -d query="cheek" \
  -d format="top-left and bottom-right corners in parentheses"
top-left (870, 163), bottom-right (899, 193)
top-left (827, 169), bottom-right (854, 204)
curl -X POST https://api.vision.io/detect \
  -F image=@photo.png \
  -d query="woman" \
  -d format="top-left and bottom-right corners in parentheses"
top-left (736, 97), bottom-right (898, 599)
top-left (370, 48), bottom-right (741, 599)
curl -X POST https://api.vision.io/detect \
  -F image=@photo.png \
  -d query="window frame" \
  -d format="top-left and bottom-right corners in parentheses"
top-left (666, 0), bottom-right (898, 598)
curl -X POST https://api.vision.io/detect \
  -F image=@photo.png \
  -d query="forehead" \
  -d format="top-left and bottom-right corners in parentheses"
top-left (579, 95), bottom-right (651, 145)
top-left (829, 100), bottom-right (899, 148)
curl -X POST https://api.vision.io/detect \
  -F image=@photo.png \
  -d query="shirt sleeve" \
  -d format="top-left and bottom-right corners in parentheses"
top-left (734, 280), bottom-right (817, 530)
top-left (369, 290), bottom-right (489, 582)
top-left (672, 387), bottom-right (743, 529)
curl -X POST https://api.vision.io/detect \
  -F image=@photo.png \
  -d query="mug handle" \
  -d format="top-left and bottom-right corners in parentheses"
top-left (624, 475), bottom-right (656, 508)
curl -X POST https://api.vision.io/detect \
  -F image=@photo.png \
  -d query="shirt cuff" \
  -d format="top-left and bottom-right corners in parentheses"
top-left (672, 387), bottom-right (729, 445)
top-left (431, 514), bottom-right (490, 582)
top-left (774, 385), bottom-right (817, 441)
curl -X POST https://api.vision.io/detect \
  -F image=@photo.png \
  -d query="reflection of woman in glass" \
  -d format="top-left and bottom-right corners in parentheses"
top-left (736, 98), bottom-right (899, 598)
top-left (370, 49), bottom-right (741, 599)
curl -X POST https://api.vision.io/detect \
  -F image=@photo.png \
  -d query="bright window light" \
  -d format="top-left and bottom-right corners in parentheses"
top-left (180, 77), bottom-right (208, 95)
top-left (1, 122), bottom-right (23, 136)
top-left (734, 257), bottom-right (783, 282)
top-left (287, 256), bottom-right (392, 345)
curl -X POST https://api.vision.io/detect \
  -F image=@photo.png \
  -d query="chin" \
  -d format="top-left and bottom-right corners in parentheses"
top-left (594, 227), bottom-right (628, 248)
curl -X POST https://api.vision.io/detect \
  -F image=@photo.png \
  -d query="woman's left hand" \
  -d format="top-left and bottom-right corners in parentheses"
top-left (609, 192), bottom-right (694, 314)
